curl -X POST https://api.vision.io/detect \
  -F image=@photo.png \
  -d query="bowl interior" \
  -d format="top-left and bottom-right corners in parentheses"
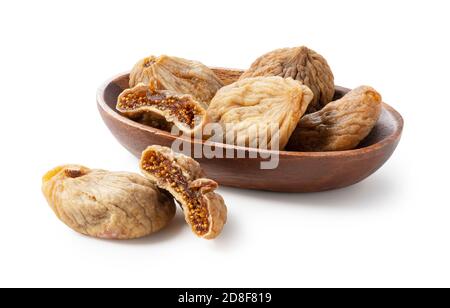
top-left (101, 71), bottom-right (401, 153)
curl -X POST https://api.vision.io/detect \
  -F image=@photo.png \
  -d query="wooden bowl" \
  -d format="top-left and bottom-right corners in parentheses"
top-left (97, 69), bottom-right (403, 192)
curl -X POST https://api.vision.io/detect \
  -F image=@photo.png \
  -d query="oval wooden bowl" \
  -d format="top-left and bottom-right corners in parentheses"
top-left (97, 68), bottom-right (403, 192)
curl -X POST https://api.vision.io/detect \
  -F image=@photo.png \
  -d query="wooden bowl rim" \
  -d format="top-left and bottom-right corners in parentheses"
top-left (97, 71), bottom-right (404, 159)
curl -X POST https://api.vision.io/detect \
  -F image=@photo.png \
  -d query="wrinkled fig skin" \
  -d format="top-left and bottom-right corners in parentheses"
top-left (129, 55), bottom-right (224, 104)
top-left (42, 165), bottom-right (176, 240)
top-left (117, 83), bottom-right (207, 135)
top-left (239, 46), bottom-right (335, 113)
top-left (286, 86), bottom-right (382, 152)
top-left (206, 76), bottom-right (313, 150)
top-left (140, 146), bottom-right (227, 240)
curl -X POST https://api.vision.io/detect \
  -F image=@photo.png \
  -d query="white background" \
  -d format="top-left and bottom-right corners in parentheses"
top-left (0, 0), bottom-right (449, 288)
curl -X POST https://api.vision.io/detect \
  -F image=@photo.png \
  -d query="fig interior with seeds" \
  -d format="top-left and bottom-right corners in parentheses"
top-left (117, 83), bottom-right (206, 133)
top-left (140, 145), bottom-right (227, 239)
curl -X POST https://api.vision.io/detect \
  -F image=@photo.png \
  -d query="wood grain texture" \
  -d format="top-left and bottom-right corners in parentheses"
top-left (97, 69), bottom-right (403, 192)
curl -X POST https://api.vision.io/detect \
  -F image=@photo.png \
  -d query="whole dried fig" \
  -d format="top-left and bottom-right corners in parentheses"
top-left (129, 55), bottom-right (223, 104)
top-left (117, 83), bottom-right (207, 135)
top-left (286, 86), bottom-right (382, 151)
top-left (42, 165), bottom-right (176, 239)
top-left (239, 46), bottom-right (335, 113)
top-left (206, 76), bottom-right (313, 150)
top-left (140, 146), bottom-right (227, 240)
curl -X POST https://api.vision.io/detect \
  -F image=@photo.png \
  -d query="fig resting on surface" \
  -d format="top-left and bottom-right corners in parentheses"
top-left (42, 165), bottom-right (176, 239)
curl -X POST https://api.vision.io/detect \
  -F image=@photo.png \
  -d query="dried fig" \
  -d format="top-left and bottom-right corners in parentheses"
top-left (129, 55), bottom-right (224, 104)
top-left (42, 165), bottom-right (176, 239)
top-left (239, 46), bottom-right (335, 113)
top-left (286, 86), bottom-right (382, 151)
top-left (206, 76), bottom-right (313, 150)
top-left (117, 83), bottom-right (207, 134)
top-left (140, 146), bottom-right (227, 240)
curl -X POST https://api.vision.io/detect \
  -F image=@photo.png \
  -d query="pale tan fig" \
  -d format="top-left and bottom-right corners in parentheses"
top-left (206, 76), bottom-right (313, 150)
top-left (140, 146), bottom-right (227, 240)
top-left (42, 165), bottom-right (176, 239)
top-left (129, 55), bottom-right (223, 104)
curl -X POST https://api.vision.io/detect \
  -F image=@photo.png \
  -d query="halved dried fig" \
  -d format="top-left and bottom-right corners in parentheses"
top-left (239, 46), bottom-right (335, 113)
top-left (42, 165), bottom-right (176, 239)
top-left (117, 83), bottom-right (207, 134)
top-left (286, 86), bottom-right (382, 151)
top-left (130, 55), bottom-right (224, 104)
top-left (140, 146), bottom-right (227, 240)
top-left (206, 76), bottom-right (313, 150)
